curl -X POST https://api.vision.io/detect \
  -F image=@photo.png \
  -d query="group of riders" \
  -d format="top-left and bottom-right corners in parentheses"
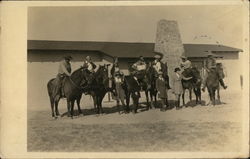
top-left (54, 50), bottom-right (227, 110)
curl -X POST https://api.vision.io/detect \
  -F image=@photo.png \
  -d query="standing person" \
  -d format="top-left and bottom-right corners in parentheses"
top-left (152, 54), bottom-right (171, 89)
top-left (156, 71), bottom-right (169, 111)
top-left (114, 71), bottom-right (126, 114)
top-left (54, 56), bottom-right (72, 98)
top-left (83, 56), bottom-right (96, 73)
top-left (201, 51), bottom-right (227, 92)
top-left (172, 67), bottom-right (192, 109)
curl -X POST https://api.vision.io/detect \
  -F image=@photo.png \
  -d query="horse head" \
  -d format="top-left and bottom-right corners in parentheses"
top-left (95, 65), bottom-right (109, 89)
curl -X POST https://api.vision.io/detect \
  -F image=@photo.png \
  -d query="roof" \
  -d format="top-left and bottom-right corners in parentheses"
top-left (28, 40), bottom-right (242, 58)
top-left (184, 43), bottom-right (243, 58)
top-left (28, 40), bottom-right (159, 58)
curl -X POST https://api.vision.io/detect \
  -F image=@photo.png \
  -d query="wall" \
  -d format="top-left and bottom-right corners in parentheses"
top-left (28, 50), bottom-right (106, 109)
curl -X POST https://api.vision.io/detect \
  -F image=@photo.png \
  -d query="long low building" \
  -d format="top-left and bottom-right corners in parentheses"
top-left (28, 40), bottom-right (243, 106)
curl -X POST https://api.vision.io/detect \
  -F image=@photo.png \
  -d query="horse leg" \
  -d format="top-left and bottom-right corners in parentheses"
top-left (100, 96), bottom-right (105, 114)
top-left (76, 96), bottom-right (83, 116)
top-left (125, 92), bottom-right (131, 113)
top-left (131, 92), bottom-right (139, 114)
top-left (50, 97), bottom-right (55, 118)
top-left (70, 100), bottom-right (75, 118)
top-left (189, 88), bottom-right (192, 102)
top-left (67, 99), bottom-right (71, 117)
top-left (92, 95), bottom-right (98, 114)
top-left (212, 89), bottom-right (216, 106)
top-left (55, 99), bottom-right (60, 117)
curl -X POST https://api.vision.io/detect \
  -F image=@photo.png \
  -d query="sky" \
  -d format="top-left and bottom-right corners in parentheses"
top-left (28, 5), bottom-right (244, 48)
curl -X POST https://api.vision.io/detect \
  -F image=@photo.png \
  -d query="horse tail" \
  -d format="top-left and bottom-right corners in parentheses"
top-left (47, 79), bottom-right (55, 98)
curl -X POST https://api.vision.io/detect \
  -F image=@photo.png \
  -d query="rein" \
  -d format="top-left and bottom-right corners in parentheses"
top-left (69, 77), bottom-right (88, 91)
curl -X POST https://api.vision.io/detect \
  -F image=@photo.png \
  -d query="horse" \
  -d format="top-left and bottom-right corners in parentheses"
top-left (205, 64), bottom-right (224, 106)
top-left (145, 64), bottom-right (158, 109)
top-left (47, 67), bottom-right (93, 119)
top-left (90, 65), bottom-right (110, 114)
top-left (181, 67), bottom-right (202, 106)
top-left (123, 75), bottom-right (141, 113)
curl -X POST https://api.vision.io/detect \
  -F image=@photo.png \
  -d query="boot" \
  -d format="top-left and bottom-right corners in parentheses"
top-left (219, 79), bottom-right (227, 89)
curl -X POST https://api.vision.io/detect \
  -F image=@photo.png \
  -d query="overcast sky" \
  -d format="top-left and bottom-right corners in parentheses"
top-left (28, 5), bottom-right (243, 48)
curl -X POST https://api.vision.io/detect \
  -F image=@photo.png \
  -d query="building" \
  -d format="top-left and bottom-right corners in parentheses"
top-left (28, 40), bottom-right (242, 106)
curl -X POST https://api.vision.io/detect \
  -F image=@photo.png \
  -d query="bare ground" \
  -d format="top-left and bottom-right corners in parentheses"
top-left (27, 90), bottom-right (243, 152)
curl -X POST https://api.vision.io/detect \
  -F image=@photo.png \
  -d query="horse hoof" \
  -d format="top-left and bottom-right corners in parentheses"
top-left (53, 116), bottom-right (57, 120)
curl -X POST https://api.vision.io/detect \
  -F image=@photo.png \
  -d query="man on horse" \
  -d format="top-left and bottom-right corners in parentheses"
top-left (152, 54), bottom-right (171, 89)
top-left (131, 56), bottom-right (147, 87)
top-left (201, 51), bottom-right (227, 92)
top-left (54, 55), bottom-right (72, 98)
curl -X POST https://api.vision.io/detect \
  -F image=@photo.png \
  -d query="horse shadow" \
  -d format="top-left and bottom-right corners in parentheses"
top-left (184, 100), bottom-right (206, 108)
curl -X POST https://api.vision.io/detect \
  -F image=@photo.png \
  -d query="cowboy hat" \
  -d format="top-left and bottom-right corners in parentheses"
top-left (180, 55), bottom-right (187, 59)
top-left (64, 55), bottom-right (72, 60)
top-left (85, 56), bottom-right (92, 61)
top-left (174, 67), bottom-right (181, 72)
top-left (206, 50), bottom-right (214, 56)
top-left (158, 71), bottom-right (163, 75)
top-left (154, 54), bottom-right (161, 59)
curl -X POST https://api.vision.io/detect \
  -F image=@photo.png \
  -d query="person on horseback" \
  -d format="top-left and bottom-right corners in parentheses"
top-left (131, 56), bottom-right (147, 89)
top-left (54, 55), bottom-right (72, 97)
top-left (180, 55), bottom-right (192, 77)
top-left (152, 54), bottom-right (171, 89)
top-left (201, 51), bottom-right (227, 92)
top-left (83, 56), bottom-right (96, 73)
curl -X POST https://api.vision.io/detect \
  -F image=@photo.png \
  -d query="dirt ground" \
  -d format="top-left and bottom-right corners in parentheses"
top-left (27, 89), bottom-right (243, 152)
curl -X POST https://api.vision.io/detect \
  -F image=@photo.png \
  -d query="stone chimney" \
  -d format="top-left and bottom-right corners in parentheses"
top-left (155, 19), bottom-right (185, 86)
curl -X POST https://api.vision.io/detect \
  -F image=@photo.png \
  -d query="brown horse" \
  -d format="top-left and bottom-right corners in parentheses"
top-left (181, 67), bottom-right (202, 106)
top-left (47, 67), bottom-right (93, 119)
top-left (205, 64), bottom-right (225, 106)
top-left (90, 65), bottom-right (110, 114)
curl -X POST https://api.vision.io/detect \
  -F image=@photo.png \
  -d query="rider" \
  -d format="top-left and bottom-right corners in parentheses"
top-left (131, 56), bottom-right (147, 87)
top-left (180, 55), bottom-right (192, 77)
top-left (152, 54), bottom-right (171, 89)
top-left (55, 55), bottom-right (72, 97)
top-left (83, 56), bottom-right (96, 73)
top-left (201, 51), bottom-right (227, 91)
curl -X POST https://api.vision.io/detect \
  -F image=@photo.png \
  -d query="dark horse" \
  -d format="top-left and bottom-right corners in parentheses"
top-left (205, 65), bottom-right (224, 106)
top-left (90, 65), bottom-right (110, 114)
top-left (123, 75), bottom-right (141, 113)
top-left (181, 67), bottom-right (202, 106)
top-left (47, 67), bottom-right (92, 119)
top-left (145, 63), bottom-right (158, 109)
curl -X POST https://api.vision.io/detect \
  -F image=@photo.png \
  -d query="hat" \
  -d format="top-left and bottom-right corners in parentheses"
top-left (154, 55), bottom-right (161, 59)
top-left (181, 55), bottom-right (187, 59)
top-left (86, 56), bottom-right (91, 60)
top-left (174, 67), bottom-right (181, 72)
top-left (207, 50), bottom-right (214, 56)
top-left (158, 71), bottom-right (163, 75)
top-left (64, 56), bottom-right (72, 60)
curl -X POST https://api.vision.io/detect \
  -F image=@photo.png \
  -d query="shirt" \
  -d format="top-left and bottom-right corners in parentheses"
top-left (153, 60), bottom-right (162, 73)
top-left (58, 60), bottom-right (71, 76)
